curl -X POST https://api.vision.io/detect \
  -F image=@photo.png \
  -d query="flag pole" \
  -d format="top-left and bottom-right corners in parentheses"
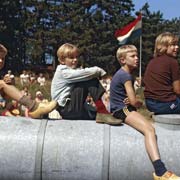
top-left (139, 35), bottom-right (142, 79)
top-left (139, 12), bottom-right (142, 85)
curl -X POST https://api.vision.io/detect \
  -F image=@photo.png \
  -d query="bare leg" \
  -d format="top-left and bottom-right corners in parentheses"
top-left (0, 80), bottom-right (57, 119)
top-left (125, 111), bottom-right (160, 162)
top-left (0, 80), bottom-right (22, 100)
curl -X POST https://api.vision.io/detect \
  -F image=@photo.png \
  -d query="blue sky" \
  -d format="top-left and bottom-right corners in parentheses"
top-left (133, 0), bottom-right (180, 20)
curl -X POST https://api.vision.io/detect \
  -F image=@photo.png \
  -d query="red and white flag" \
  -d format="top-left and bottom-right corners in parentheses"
top-left (114, 14), bottom-right (142, 45)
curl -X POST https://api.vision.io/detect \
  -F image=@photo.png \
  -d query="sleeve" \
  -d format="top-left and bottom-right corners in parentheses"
top-left (171, 60), bottom-right (180, 81)
top-left (61, 66), bottom-right (107, 83)
top-left (121, 73), bottom-right (132, 85)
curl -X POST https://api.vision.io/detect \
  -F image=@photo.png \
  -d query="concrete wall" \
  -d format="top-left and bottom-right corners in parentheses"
top-left (0, 115), bottom-right (180, 180)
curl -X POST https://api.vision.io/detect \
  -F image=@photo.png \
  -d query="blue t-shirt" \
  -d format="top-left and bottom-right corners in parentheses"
top-left (110, 68), bottom-right (133, 112)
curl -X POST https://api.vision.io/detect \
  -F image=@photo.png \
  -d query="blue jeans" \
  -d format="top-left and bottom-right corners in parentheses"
top-left (145, 98), bottom-right (180, 114)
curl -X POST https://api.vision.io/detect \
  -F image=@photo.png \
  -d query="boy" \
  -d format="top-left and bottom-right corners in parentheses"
top-left (110, 45), bottom-right (180, 180)
top-left (143, 32), bottom-right (180, 114)
top-left (0, 43), bottom-right (56, 119)
top-left (51, 43), bottom-right (121, 125)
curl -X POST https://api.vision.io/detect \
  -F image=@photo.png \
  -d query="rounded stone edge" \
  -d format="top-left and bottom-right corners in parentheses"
top-left (152, 114), bottom-right (180, 125)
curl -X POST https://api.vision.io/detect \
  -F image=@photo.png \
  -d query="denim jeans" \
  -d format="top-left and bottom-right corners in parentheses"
top-left (145, 98), bottom-right (180, 114)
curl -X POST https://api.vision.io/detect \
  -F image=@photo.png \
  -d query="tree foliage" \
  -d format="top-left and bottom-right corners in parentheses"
top-left (0, 0), bottom-right (180, 76)
top-left (0, 1), bottom-right (24, 72)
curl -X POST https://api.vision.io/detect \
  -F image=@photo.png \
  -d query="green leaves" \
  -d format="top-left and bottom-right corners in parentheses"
top-left (1, 0), bottom-right (180, 75)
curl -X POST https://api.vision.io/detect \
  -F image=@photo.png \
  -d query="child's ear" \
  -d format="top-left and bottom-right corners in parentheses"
top-left (60, 59), bottom-right (65, 64)
top-left (120, 57), bottom-right (125, 65)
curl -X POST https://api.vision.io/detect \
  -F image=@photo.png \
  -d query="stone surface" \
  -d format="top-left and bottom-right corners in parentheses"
top-left (0, 116), bottom-right (180, 180)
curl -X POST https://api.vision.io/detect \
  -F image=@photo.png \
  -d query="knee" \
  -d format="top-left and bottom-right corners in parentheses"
top-left (146, 124), bottom-right (156, 136)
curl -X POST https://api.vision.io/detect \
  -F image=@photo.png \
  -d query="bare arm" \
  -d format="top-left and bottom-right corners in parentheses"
top-left (124, 80), bottom-right (142, 108)
top-left (173, 80), bottom-right (180, 95)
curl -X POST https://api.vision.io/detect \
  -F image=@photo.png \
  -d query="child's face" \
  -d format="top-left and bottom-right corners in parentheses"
top-left (123, 51), bottom-right (139, 70)
top-left (63, 52), bottom-right (79, 69)
top-left (166, 43), bottom-right (179, 57)
top-left (0, 52), bottom-right (6, 70)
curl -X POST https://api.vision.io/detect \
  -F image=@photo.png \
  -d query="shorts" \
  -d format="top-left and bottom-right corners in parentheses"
top-left (112, 105), bottom-right (137, 122)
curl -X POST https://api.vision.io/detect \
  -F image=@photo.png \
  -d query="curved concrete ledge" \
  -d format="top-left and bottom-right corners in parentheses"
top-left (152, 114), bottom-right (180, 130)
top-left (153, 114), bottom-right (180, 125)
top-left (0, 116), bottom-right (180, 180)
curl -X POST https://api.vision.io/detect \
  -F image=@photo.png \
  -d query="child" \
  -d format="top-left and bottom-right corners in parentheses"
top-left (51, 43), bottom-right (121, 125)
top-left (0, 43), bottom-right (56, 118)
top-left (110, 45), bottom-right (180, 180)
top-left (143, 32), bottom-right (180, 114)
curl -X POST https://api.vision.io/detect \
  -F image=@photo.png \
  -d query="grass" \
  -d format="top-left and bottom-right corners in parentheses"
top-left (15, 77), bottom-right (51, 101)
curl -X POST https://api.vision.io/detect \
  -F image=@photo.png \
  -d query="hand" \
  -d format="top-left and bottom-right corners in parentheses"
top-left (3, 75), bottom-right (12, 84)
top-left (123, 97), bottom-right (130, 105)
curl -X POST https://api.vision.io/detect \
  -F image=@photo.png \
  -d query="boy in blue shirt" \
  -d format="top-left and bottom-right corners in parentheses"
top-left (110, 45), bottom-right (180, 180)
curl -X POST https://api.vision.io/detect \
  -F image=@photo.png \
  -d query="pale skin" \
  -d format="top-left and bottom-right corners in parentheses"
top-left (167, 43), bottom-right (180, 94)
top-left (120, 50), bottom-right (160, 162)
top-left (0, 44), bottom-right (22, 101)
top-left (59, 51), bottom-right (79, 69)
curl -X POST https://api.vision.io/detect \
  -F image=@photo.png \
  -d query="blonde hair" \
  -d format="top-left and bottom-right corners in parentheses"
top-left (154, 32), bottom-right (179, 57)
top-left (116, 45), bottom-right (137, 64)
top-left (57, 43), bottom-right (79, 63)
top-left (0, 44), bottom-right (8, 56)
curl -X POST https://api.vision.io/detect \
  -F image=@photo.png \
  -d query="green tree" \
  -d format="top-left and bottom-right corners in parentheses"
top-left (136, 3), bottom-right (165, 74)
top-left (49, 0), bottom-right (135, 74)
top-left (1, 0), bottom-right (180, 76)
top-left (0, 1), bottom-right (24, 72)
top-left (23, 0), bottom-right (51, 65)
top-left (162, 18), bottom-right (180, 62)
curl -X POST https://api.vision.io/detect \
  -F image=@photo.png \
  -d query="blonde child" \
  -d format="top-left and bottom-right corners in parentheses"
top-left (51, 43), bottom-right (121, 125)
top-left (110, 45), bottom-right (180, 180)
top-left (144, 32), bottom-right (180, 115)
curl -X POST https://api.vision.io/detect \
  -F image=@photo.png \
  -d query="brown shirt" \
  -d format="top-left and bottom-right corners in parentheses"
top-left (143, 55), bottom-right (180, 102)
